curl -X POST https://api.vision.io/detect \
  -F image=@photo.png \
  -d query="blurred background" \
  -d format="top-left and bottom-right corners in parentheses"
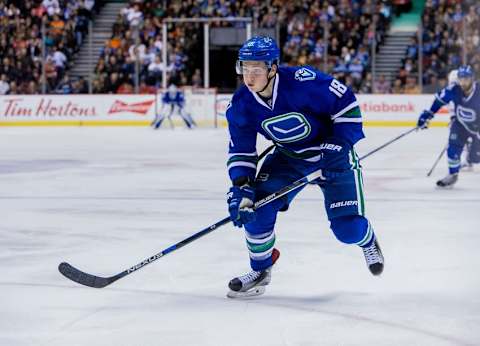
top-left (0, 0), bottom-right (478, 96)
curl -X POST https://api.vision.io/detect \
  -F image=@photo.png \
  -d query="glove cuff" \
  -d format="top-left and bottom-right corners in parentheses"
top-left (232, 176), bottom-right (252, 187)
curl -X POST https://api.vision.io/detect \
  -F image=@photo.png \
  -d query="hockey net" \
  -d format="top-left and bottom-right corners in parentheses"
top-left (183, 87), bottom-right (218, 127)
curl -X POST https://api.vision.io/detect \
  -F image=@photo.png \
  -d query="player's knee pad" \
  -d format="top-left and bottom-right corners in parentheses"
top-left (330, 215), bottom-right (373, 246)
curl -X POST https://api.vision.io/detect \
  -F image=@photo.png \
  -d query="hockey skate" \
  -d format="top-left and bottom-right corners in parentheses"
top-left (227, 248), bottom-right (280, 298)
top-left (436, 173), bottom-right (458, 188)
top-left (362, 239), bottom-right (384, 276)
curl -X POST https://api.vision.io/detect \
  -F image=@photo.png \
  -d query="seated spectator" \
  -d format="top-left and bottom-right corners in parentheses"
top-left (348, 58), bottom-right (364, 84)
top-left (423, 75), bottom-right (441, 93)
top-left (126, 4), bottom-right (143, 27)
top-left (50, 48), bottom-right (68, 72)
top-left (92, 78), bottom-right (104, 93)
top-left (73, 76), bottom-right (89, 94)
top-left (374, 74), bottom-right (391, 94)
top-left (55, 74), bottom-right (73, 94)
top-left (405, 37), bottom-right (418, 59)
top-left (109, 35), bottom-right (123, 50)
top-left (104, 72), bottom-right (121, 93)
top-left (42, 0), bottom-right (61, 17)
top-left (117, 81), bottom-right (134, 94)
top-left (0, 74), bottom-right (10, 94)
top-left (139, 80), bottom-right (155, 94)
top-left (26, 80), bottom-right (39, 94)
top-left (359, 72), bottom-right (373, 93)
top-left (403, 76), bottom-right (420, 94)
top-left (8, 80), bottom-right (19, 94)
top-left (50, 14), bottom-right (65, 38)
top-left (147, 55), bottom-right (166, 85)
top-left (391, 78), bottom-right (404, 94)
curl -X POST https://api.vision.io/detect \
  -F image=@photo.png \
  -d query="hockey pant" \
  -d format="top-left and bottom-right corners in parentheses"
top-left (447, 120), bottom-right (480, 174)
top-left (244, 150), bottom-right (375, 271)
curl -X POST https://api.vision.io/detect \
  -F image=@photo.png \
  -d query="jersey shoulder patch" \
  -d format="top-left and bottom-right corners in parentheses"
top-left (294, 67), bottom-right (316, 82)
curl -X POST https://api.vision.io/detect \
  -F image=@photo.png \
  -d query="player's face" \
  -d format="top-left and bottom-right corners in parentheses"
top-left (242, 61), bottom-right (269, 92)
top-left (458, 77), bottom-right (473, 93)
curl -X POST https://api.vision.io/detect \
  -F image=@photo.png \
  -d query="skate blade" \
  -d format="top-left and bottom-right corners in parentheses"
top-left (226, 286), bottom-right (266, 299)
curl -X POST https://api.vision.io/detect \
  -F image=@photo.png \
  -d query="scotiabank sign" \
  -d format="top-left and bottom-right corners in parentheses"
top-left (356, 94), bottom-right (449, 123)
top-left (360, 99), bottom-right (415, 114)
top-left (0, 95), bottom-right (156, 123)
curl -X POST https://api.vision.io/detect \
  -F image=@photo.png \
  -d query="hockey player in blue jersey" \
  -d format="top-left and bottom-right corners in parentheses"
top-left (225, 36), bottom-right (383, 298)
top-left (152, 84), bottom-right (196, 129)
top-left (417, 65), bottom-right (480, 187)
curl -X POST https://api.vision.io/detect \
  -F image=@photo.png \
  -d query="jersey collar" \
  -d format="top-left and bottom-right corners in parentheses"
top-left (250, 73), bottom-right (279, 110)
top-left (463, 82), bottom-right (476, 102)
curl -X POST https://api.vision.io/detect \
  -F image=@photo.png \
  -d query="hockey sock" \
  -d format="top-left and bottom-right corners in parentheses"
top-left (447, 143), bottom-right (463, 174)
top-left (245, 231), bottom-right (276, 271)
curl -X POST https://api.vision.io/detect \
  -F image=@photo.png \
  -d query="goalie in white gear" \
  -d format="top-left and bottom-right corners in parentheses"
top-left (152, 84), bottom-right (196, 129)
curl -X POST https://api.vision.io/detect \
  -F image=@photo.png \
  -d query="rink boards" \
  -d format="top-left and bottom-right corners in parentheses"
top-left (0, 93), bottom-right (450, 127)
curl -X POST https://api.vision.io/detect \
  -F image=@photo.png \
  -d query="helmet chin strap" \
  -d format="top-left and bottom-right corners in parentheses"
top-left (257, 70), bottom-right (275, 94)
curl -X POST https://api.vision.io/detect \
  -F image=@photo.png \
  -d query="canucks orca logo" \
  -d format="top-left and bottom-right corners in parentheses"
top-left (456, 105), bottom-right (476, 122)
top-left (295, 67), bottom-right (316, 82)
top-left (262, 113), bottom-right (311, 143)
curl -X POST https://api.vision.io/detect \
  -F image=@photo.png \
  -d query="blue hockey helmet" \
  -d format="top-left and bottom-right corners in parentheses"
top-left (457, 65), bottom-right (474, 79)
top-left (236, 36), bottom-right (280, 74)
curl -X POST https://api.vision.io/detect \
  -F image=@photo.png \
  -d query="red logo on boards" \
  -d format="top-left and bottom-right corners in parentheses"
top-left (108, 100), bottom-right (154, 115)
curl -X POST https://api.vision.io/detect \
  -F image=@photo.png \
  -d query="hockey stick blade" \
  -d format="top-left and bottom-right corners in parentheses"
top-left (58, 262), bottom-right (121, 288)
top-left (58, 145), bottom-right (276, 289)
top-left (58, 166), bottom-right (321, 289)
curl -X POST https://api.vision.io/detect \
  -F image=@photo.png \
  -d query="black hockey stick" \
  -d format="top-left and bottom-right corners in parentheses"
top-left (427, 145), bottom-right (447, 177)
top-left (359, 127), bottom-right (419, 160)
top-left (58, 167), bottom-right (324, 288)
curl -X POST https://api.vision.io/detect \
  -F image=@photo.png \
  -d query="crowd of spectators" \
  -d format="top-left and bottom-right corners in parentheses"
top-left (394, 0), bottom-right (480, 93)
top-left (3, 0), bottom-right (477, 95)
top-left (92, 0), bottom-right (257, 93)
top-left (91, 0), bottom-right (394, 94)
top-left (280, 0), bottom-right (393, 93)
top-left (0, 0), bottom-right (100, 95)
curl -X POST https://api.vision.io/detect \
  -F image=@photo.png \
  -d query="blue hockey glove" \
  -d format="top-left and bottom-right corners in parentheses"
top-left (227, 184), bottom-right (256, 228)
top-left (318, 137), bottom-right (352, 171)
top-left (417, 110), bottom-right (434, 129)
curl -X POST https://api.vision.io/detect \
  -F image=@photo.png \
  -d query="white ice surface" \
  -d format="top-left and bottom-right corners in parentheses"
top-left (0, 126), bottom-right (479, 346)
